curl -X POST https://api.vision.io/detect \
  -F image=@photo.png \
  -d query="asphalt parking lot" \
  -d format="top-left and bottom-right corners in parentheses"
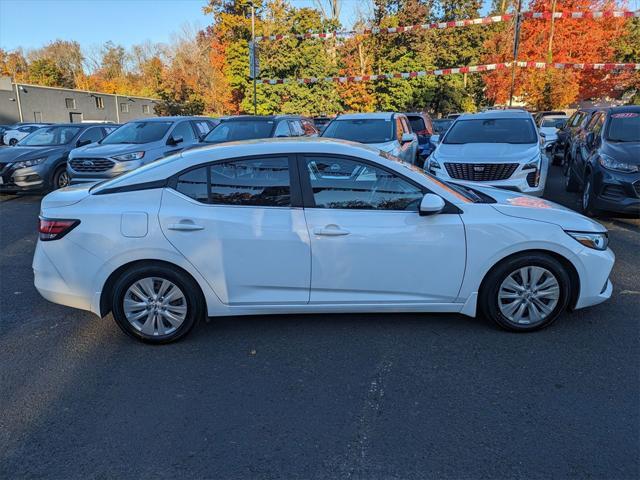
top-left (0, 164), bottom-right (638, 479)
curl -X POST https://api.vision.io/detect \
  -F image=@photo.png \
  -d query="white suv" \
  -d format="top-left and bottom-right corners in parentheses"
top-left (427, 110), bottom-right (548, 196)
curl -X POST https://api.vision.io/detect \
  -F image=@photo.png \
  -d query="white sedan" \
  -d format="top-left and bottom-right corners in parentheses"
top-left (33, 138), bottom-right (614, 343)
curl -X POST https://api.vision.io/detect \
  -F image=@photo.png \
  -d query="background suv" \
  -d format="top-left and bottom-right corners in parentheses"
top-left (0, 123), bottom-right (116, 192)
top-left (199, 115), bottom-right (318, 145)
top-left (68, 116), bottom-right (216, 183)
top-left (427, 110), bottom-right (547, 196)
top-left (564, 106), bottom-right (640, 216)
top-left (321, 112), bottom-right (419, 164)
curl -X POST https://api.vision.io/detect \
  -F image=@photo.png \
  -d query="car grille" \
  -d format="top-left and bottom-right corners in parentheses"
top-left (444, 162), bottom-right (518, 181)
top-left (634, 181), bottom-right (640, 198)
top-left (69, 158), bottom-right (114, 173)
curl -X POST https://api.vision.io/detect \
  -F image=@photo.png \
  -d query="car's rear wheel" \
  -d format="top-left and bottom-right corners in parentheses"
top-left (52, 165), bottom-right (70, 190)
top-left (111, 263), bottom-right (203, 344)
top-left (480, 253), bottom-right (571, 332)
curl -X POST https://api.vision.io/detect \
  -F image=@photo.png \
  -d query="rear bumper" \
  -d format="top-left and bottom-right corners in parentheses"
top-left (33, 242), bottom-right (93, 312)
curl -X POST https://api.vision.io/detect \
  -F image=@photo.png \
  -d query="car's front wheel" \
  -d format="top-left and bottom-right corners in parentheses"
top-left (52, 165), bottom-right (70, 190)
top-left (111, 263), bottom-right (204, 344)
top-left (480, 253), bottom-right (571, 332)
top-left (9, 138), bottom-right (18, 146)
top-left (581, 172), bottom-right (600, 217)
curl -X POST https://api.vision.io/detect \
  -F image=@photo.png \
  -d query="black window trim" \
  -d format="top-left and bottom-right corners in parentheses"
top-left (167, 153), bottom-right (303, 208)
top-left (295, 152), bottom-right (460, 214)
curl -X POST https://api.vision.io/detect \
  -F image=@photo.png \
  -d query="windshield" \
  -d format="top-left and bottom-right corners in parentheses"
top-left (606, 113), bottom-right (640, 142)
top-left (18, 126), bottom-right (81, 146)
top-left (101, 121), bottom-right (172, 144)
top-left (322, 119), bottom-right (394, 144)
top-left (204, 120), bottom-right (275, 143)
top-left (541, 118), bottom-right (567, 128)
top-left (432, 119), bottom-right (453, 134)
top-left (443, 118), bottom-right (537, 144)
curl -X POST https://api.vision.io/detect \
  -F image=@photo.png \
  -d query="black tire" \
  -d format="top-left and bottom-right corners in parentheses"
top-left (51, 165), bottom-right (70, 190)
top-left (111, 263), bottom-right (204, 344)
top-left (564, 159), bottom-right (579, 193)
top-left (581, 171), bottom-right (600, 217)
top-left (9, 138), bottom-right (18, 146)
top-left (480, 253), bottom-right (571, 332)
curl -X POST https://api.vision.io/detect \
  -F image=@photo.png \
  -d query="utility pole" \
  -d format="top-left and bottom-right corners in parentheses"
top-left (251, 2), bottom-right (257, 115)
top-left (508, 0), bottom-right (523, 107)
top-left (547, 0), bottom-right (557, 63)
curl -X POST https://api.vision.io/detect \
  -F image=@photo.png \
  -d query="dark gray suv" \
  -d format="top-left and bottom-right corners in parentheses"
top-left (0, 123), bottom-right (117, 193)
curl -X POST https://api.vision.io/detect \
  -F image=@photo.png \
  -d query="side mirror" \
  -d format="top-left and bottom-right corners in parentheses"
top-left (419, 193), bottom-right (445, 216)
top-left (430, 134), bottom-right (440, 144)
top-left (76, 139), bottom-right (92, 147)
top-left (168, 135), bottom-right (184, 146)
top-left (401, 132), bottom-right (416, 144)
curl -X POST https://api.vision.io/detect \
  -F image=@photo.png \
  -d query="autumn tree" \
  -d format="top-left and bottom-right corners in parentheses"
top-left (483, 0), bottom-right (632, 109)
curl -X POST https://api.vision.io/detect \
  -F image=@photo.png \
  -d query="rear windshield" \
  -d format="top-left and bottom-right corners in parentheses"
top-left (204, 121), bottom-right (275, 143)
top-left (432, 119), bottom-right (453, 134)
top-left (407, 116), bottom-right (426, 132)
top-left (322, 119), bottom-right (393, 144)
top-left (541, 118), bottom-right (567, 128)
top-left (443, 118), bottom-right (537, 144)
top-left (606, 113), bottom-right (640, 142)
top-left (101, 121), bottom-right (172, 144)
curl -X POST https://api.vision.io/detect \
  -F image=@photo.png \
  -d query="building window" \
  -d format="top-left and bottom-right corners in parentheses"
top-left (142, 104), bottom-right (150, 114)
top-left (95, 96), bottom-right (104, 109)
top-left (120, 103), bottom-right (129, 113)
top-left (33, 112), bottom-right (43, 122)
top-left (65, 98), bottom-right (76, 109)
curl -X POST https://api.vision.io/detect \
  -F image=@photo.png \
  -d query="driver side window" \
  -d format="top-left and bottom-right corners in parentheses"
top-left (303, 156), bottom-right (423, 211)
top-left (170, 122), bottom-right (197, 143)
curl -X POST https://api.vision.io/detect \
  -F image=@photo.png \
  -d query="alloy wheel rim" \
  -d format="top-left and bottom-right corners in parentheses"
top-left (498, 266), bottom-right (560, 325)
top-left (58, 171), bottom-right (70, 188)
top-left (123, 277), bottom-right (187, 336)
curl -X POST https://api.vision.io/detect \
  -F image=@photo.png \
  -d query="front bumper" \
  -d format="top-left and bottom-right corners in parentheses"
top-left (592, 168), bottom-right (640, 215)
top-left (574, 246), bottom-right (615, 310)
top-left (430, 159), bottom-right (549, 197)
top-left (68, 158), bottom-right (144, 184)
top-left (0, 163), bottom-right (47, 192)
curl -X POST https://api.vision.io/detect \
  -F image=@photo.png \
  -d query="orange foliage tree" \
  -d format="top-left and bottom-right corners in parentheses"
top-left (483, 0), bottom-right (632, 109)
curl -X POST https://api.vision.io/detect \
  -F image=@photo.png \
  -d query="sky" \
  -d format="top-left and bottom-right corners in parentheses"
top-left (0, 0), bottom-right (366, 52)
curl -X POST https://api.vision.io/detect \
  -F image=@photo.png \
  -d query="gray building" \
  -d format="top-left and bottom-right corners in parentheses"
top-left (0, 76), bottom-right (159, 125)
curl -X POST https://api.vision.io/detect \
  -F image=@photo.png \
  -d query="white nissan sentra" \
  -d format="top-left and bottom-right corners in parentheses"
top-left (33, 138), bottom-right (614, 343)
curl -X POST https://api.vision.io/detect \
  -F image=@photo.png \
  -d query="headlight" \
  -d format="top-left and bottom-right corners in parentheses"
top-left (427, 157), bottom-right (441, 173)
top-left (523, 156), bottom-right (541, 170)
top-left (566, 231), bottom-right (609, 251)
top-left (13, 157), bottom-right (47, 169)
top-left (598, 154), bottom-right (639, 173)
top-left (112, 151), bottom-right (145, 161)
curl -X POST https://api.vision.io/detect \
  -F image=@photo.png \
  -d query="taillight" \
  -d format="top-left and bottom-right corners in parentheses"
top-left (38, 218), bottom-right (80, 241)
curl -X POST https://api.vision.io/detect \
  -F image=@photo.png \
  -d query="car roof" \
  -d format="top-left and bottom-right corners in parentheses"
top-left (336, 112), bottom-right (397, 120)
top-left (126, 116), bottom-right (215, 123)
top-left (221, 115), bottom-right (308, 122)
top-left (608, 105), bottom-right (640, 114)
top-left (457, 110), bottom-right (533, 120)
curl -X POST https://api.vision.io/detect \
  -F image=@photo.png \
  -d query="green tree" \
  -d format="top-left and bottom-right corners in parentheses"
top-left (28, 58), bottom-right (64, 87)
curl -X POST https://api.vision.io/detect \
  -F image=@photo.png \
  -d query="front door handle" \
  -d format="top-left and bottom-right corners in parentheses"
top-left (168, 221), bottom-right (204, 231)
top-left (313, 225), bottom-right (350, 236)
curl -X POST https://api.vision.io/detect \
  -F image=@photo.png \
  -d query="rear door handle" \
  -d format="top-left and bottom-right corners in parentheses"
top-left (168, 221), bottom-right (204, 231)
top-left (313, 225), bottom-right (350, 236)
